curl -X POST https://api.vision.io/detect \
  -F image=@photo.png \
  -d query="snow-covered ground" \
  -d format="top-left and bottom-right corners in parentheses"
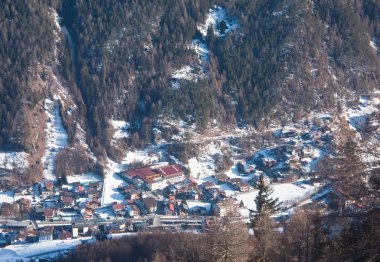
top-left (102, 159), bottom-right (127, 206)
top-left (0, 151), bottom-right (28, 170)
top-left (41, 98), bottom-right (69, 181)
top-left (197, 6), bottom-right (238, 37)
top-left (0, 191), bottom-right (14, 204)
top-left (171, 6), bottom-right (237, 89)
top-left (66, 172), bottom-right (101, 185)
top-left (0, 237), bottom-right (93, 260)
top-left (109, 119), bottom-right (130, 143)
top-left (236, 182), bottom-right (320, 217)
top-left (346, 95), bottom-right (380, 134)
top-left (370, 38), bottom-right (378, 52)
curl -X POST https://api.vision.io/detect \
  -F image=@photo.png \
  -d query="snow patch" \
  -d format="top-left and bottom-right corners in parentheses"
top-left (197, 6), bottom-right (238, 37)
top-left (0, 237), bottom-right (94, 259)
top-left (0, 151), bottom-right (28, 170)
top-left (41, 99), bottom-right (69, 181)
top-left (0, 191), bottom-right (14, 204)
top-left (370, 38), bottom-right (378, 52)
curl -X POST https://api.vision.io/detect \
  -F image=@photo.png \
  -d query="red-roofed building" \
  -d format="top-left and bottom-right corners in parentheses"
top-left (43, 209), bottom-right (56, 221)
top-left (61, 197), bottom-right (75, 208)
top-left (156, 164), bottom-right (184, 184)
top-left (113, 203), bottom-right (126, 216)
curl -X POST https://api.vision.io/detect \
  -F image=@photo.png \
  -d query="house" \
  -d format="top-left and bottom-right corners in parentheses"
top-left (126, 204), bottom-right (140, 217)
top-left (202, 181), bottom-right (215, 189)
top-left (16, 198), bottom-right (31, 212)
top-left (112, 203), bottom-right (126, 217)
top-left (125, 189), bottom-right (140, 200)
top-left (61, 197), bottom-right (75, 208)
top-left (43, 209), bottom-right (56, 221)
top-left (87, 200), bottom-right (100, 209)
top-left (42, 181), bottom-right (55, 198)
top-left (142, 197), bottom-right (157, 213)
top-left (230, 178), bottom-right (242, 185)
top-left (262, 158), bottom-right (277, 167)
top-left (214, 198), bottom-right (238, 217)
top-left (82, 207), bottom-right (94, 220)
top-left (300, 144), bottom-right (317, 158)
top-left (215, 173), bottom-right (230, 183)
top-left (89, 182), bottom-right (100, 190)
top-left (87, 188), bottom-right (98, 198)
top-left (238, 182), bottom-right (250, 192)
top-left (45, 181), bottom-right (54, 191)
top-left (60, 230), bottom-right (72, 240)
top-left (39, 227), bottom-right (54, 242)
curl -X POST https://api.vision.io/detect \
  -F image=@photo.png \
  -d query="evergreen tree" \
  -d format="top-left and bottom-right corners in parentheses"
top-left (251, 174), bottom-right (281, 230)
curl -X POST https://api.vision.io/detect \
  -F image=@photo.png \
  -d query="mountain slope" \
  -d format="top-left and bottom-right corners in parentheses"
top-left (0, 0), bottom-right (380, 182)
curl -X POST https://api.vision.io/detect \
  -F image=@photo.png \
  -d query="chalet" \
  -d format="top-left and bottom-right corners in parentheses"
top-left (214, 198), bottom-right (238, 217)
top-left (60, 230), bottom-right (72, 240)
top-left (87, 188), bottom-right (98, 198)
top-left (42, 181), bottom-right (55, 198)
top-left (202, 181), bottom-right (215, 189)
top-left (166, 203), bottom-right (176, 215)
top-left (82, 207), bottom-right (94, 219)
top-left (262, 157), bottom-right (277, 167)
top-left (125, 189), bottom-right (140, 200)
top-left (215, 173), bottom-right (230, 183)
top-left (230, 178), bottom-right (242, 185)
top-left (16, 198), bottom-right (31, 212)
top-left (43, 209), bottom-right (56, 221)
top-left (87, 200), bottom-right (101, 209)
top-left (126, 204), bottom-right (140, 217)
top-left (123, 185), bottom-right (136, 193)
top-left (89, 182), bottom-right (100, 190)
top-left (238, 182), bottom-right (250, 192)
top-left (45, 181), bottom-right (54, 191)
top-left (208, 188), bottom-right (220, 200)
top-left (142, 197), bottom-right (157, 213)
top-left (112, 203), bottom-right (126, 217)
top-left (39, 227), bottom-right (53, 242)
top-left (169, 195), bottom-right (176, 205)
top-left (61, 197), bottom-right (75, 208)
top-left (300, 144), bottom-right (317, 158)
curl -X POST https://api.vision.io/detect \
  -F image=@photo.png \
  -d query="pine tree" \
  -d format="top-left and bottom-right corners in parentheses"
top-left (251, 174), bottom-right (281, 231)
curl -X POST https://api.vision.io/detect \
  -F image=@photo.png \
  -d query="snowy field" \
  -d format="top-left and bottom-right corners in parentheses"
top-left (0, 237), bottom-right (93, 260)
top-left (0, 151), bottom-right (28, 170)
top-left (236, 181), bottom-right (320, 217)
top-left (66, 172), bottom-right (101, 185)
top-left (41, 98), bottom-right (68, 181)
top-left (346, 95), bottom-right (380, 133)
top-left (0, 191), bottom-right (14, 204)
